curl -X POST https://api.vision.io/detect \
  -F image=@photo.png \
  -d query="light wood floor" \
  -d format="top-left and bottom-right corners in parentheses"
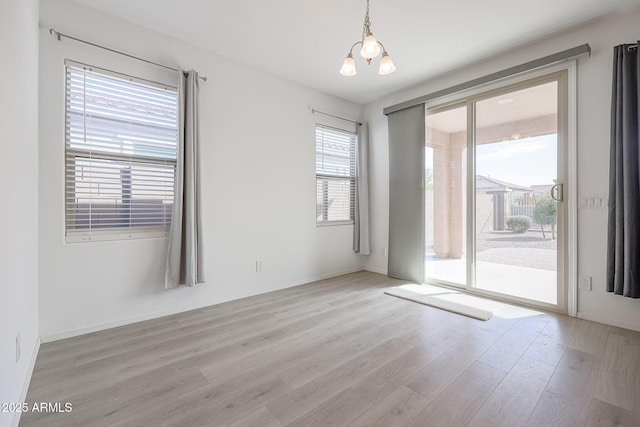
top-left (21, 271), bottom-right (640, 426)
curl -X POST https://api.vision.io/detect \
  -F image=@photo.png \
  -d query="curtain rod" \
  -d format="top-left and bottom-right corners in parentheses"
top-left (49, 28), bottom-right (207, 82)
top-left (312, 109), bottom-right (362, 126)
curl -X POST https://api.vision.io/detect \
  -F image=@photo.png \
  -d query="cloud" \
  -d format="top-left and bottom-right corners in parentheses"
top-left (477, 140), bottom-right (547, 162)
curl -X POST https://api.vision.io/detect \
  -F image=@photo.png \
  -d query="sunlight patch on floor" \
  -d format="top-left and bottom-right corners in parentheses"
top-left (386, 283), bottom-right (544, 321)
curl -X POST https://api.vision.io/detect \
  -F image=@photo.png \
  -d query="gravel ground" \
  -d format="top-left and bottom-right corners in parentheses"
top-left (476, 247), bottom-right (557, 270)
top-left (476, 230), bottom-right (557, 270)
top-left (476, 230), bottom-right (557, 252)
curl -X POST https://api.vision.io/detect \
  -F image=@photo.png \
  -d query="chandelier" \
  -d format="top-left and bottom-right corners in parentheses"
top-left (339, 0), bottom-right (396, 76)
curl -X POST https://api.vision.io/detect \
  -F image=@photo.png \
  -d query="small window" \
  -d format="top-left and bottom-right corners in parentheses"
top-left (315, 124), bottom-right (356, 225)
top-left (64, 61), bottom-right (179, 242)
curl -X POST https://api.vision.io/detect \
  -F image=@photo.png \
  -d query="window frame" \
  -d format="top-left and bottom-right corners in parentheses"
top-left (315, 123), bottom-right (357, 226)
top-left (63, 60), bottom-right (179, 243)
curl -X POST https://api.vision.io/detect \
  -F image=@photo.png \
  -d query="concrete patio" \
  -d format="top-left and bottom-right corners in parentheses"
top-left (425, 257), bottom-right (556, 304)
top-left (425, 230), bottom-right (558, 305)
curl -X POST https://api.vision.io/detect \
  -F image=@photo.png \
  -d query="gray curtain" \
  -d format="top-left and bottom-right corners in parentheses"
top-left (387, 104), bottom-right (425, 283)
top-left (607, 43), bottom-right (640, 298)
top-left (354, 122), bottom-right (371, 255)
top-left (165, 69), bottom-right (205, 288)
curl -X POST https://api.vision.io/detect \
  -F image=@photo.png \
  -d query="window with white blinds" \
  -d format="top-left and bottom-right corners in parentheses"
top-left (315, 124), bottom-right (356, 225)
top-left (64, 61), bottom-right (179, 242)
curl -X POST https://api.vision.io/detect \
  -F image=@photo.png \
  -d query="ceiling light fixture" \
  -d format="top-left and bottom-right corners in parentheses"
top-left (340, 0), bottom-right (396, 76)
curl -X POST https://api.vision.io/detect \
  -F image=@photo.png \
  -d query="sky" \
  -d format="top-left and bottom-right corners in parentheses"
top-left (476, 134), bottom-right (557, 187)
top-left (426, 134), bottom-right (557, 188)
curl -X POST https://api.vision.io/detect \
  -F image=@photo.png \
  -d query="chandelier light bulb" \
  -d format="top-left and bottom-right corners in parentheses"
top-left (339, 53), bottom-right (357, 76)
top-left (360, 33), bottom-right (381, 59)
top-left (378, 52), bottom-right (396, 75)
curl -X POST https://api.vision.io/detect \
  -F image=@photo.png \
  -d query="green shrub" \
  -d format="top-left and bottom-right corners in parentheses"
top-left (506, 215), bottom-right (531, 233)
top-left (533, 196), bottom-right (557, 239)
top-left (532, 196), bottom-right (557, 226)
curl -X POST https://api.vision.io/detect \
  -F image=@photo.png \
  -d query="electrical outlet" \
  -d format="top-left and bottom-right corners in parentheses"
top-left (383, 247), bottom-right (388, 257)
top-left (256, 261), bottom-right (263, 272)
top-left (579, 276), bottom-right (592, 291)
top-left (16, 333), bottom-right (21, 363)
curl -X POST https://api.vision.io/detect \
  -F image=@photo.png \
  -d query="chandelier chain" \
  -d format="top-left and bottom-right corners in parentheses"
top-left (362, 0), bottom-right (372, 40)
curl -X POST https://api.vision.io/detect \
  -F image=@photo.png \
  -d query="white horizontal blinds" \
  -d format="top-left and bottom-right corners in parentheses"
top-left (65, 63), bottom-right (179, 239)
top-left (315, 124), bottom-right (356, 223)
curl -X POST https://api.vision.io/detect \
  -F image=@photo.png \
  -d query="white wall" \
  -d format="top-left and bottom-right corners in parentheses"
top-left (39, 0), bottom-right (364, 340)
top-left (364, 9), bottom-right (640, 331)
top-left (0, 1), bottom-right (40, 426)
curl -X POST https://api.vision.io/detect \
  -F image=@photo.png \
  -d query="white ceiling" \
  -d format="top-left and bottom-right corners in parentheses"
top-left (72, 0), bottom-right (640, 105)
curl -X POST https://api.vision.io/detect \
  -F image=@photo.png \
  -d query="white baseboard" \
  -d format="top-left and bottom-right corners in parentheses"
top-left (40, 305), bottom-right (200, 343)
top-left (41, 266), bottom-right (367, 343)
top-left (577, 311), bottom-right (640, 333)
top-left (282, 266), bottom-right (366, 289)
top-left (364, 266), bottom-right (388, 275)
top-left (12, 337), bottom-right (40, 427)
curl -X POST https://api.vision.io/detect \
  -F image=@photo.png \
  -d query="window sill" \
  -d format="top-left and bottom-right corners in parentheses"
top-left (66, 228), bottom-right (169, 243)
top-left (316, 220), bottom-right (355, 227)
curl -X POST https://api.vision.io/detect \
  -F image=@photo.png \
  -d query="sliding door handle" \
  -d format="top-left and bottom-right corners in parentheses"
top-left (550, 183), bottom-right (563, 202)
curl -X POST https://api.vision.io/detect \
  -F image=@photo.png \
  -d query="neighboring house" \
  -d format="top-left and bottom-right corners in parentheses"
top-left (429, 174), bottom-right (548, 257)
top-left (530, 184), bottom-right (554, 198)
top-left (476, 176), bottom-right (558, 232)
top-left (476, 175), bottom-right (534, 232)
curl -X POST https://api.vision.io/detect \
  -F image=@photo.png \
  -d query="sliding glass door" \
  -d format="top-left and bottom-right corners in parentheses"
top-left (425, 71), bottom-right (568, 311)
top-left (425, 104), bottom-right (468, 287)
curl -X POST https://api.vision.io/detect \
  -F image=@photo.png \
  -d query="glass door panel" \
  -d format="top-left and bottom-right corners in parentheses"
top-left (425, 105), bottom-right (467, 287)
top-left (474, 81), bottom-right (559, 304)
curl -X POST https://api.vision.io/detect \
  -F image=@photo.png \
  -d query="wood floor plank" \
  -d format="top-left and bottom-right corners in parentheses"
top-left (199, 321), bottom-right (407, 403)
top-left (347, 386), bottom-right (430, 427)
top-left (467, 356), bottom-right (555, 427)
top-left (266, 337), bottom-right (412, 426)
top-left (167, 376), bottom-right (293, 426)
top-left (20, 272), bottom-right (640, 427)
top-left (73, 311), bottom-right (276, 366)
top-left (477, 317), bottom-right (543, 372)
top-left (406, 327), bottom-right (505, 400)
top-left (536, 314), bottom-right (578, 347)
top-left (277, 322), bottom-right (410, 389)
top-left (526, 348), bottom-right (600, 426)
top-left (522, 336), bottom-right (567, 368)
top-left (104, 368), bottom-right (208, 406)
top-left (271, 302), bottom-right (421, 390)
top-left (227, 406), bottom-right (284, 427)
top-left (568, 318), bottom-right (613, 357)
top-left (199, 298), bottom-right (410, 387)
top-left (286, 387), bottom-right (373, 427)
top-left (593, 333), bottom-right (640, 413)
top-left (98, 394), bottom-right (186, 427)
top-left (583, 398), bottom-right (639, 427)
top-left (30, 326), bottom-right (289, 404)
top-left (351, 328), bottom-right (465, 404)
top-left (407, 361), bottom-right (506, 427)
